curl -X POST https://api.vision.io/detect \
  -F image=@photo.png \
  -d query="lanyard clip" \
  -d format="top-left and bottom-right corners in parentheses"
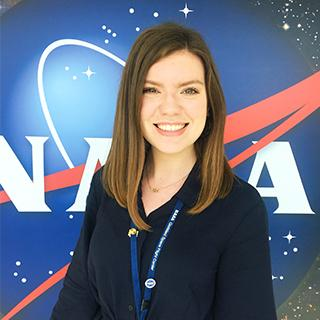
top-left (128, 227), bottom-right (139, 237)
top-left (140, 299), bottom-right (150, 311)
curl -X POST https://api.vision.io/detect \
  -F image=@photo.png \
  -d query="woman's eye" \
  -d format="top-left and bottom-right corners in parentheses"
top-left (143, 87), bottom-right (159, 94)
top-left (183, 87), bottom-right (199, 95)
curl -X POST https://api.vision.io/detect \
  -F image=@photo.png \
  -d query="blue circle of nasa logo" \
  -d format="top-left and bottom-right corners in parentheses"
top-left (145, 278), bottom-right (156, 289)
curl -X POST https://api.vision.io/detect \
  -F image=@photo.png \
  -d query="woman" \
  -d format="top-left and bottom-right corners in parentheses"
top-left (51, 22), bottom-right (277, 319)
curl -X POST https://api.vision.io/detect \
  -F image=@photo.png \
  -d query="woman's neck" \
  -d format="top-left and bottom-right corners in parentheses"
top-left (145, 147), bottom-right (197, 184)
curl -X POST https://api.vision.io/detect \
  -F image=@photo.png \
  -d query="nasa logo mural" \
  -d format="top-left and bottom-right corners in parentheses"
top-left (0, 0), bottom-right (319, 319)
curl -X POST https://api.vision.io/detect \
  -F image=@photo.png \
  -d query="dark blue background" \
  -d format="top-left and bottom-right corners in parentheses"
top-left (1, 0), bottom-right (319, 319)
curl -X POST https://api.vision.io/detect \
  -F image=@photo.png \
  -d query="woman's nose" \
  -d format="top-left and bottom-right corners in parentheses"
top-left (159, 93), bottom-right (181, 114)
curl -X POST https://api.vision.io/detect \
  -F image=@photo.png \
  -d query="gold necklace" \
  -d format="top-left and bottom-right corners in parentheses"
top-left (146, 170), bottom-right (189, 193)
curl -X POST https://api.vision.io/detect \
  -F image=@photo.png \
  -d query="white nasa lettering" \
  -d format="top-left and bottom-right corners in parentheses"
top-left (0, 136), bottom-right (111, 212)
top-left (171, 211), bottom-right (178, 221)
top-left (0, 136), bottom-right (314, 215)
top-left (0, 136), bottom-right (50, 212)
top-left (67, 138), bottom-right (111, 212)
top-left (248, 141), bottom-right (315, 214)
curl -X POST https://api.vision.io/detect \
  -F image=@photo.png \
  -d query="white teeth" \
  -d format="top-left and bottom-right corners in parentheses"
top-left (156, 124), bottom-right (186, 131)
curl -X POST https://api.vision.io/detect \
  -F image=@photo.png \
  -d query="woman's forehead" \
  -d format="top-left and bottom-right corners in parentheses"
top-left (145, 51), bottom-right (205, 84)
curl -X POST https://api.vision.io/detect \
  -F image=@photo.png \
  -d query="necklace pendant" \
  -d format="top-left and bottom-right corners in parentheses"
top-left (152, 187), bottom-right (159, 193)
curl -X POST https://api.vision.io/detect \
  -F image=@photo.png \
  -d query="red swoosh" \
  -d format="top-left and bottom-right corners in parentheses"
top-left (1, 72), bottom-right (320, 319)
top-left (1, 265), bottom-right (70, 320)
top-left (1, 72), bottom-right (319, 204)
top-left (224, 71), bottom-right (320, 143)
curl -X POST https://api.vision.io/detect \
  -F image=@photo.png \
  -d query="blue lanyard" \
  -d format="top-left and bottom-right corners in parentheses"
top-left (128, 199), bottom-right (183, 320)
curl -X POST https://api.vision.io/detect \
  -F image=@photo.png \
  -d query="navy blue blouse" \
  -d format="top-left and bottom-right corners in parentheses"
top-left (51, 162), bottom-right (277, 319)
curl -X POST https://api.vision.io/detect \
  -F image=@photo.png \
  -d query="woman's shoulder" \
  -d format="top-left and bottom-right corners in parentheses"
top-left (90, 165), bottom-right (121, 205)
top-left (220, 175), bottom-right (265, 213)
top-left (231, 175), bottom-right (262, 201)
top-left (90, 165), bottom-right (106, 201)
top-left (210, 176), bottom-right (269, 252)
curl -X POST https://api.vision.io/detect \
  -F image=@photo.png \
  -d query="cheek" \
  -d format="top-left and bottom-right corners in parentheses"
top-left (187, 99), bottom-right (207, 120)
top-left (140, 106), bottom-right (149, 126)
top-left (140, 104), bottom-right (155, 137)
top-left (140, 99), bottom-right (156, 120)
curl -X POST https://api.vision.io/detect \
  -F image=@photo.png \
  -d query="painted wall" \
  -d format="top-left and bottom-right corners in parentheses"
top-left (1, 0), bottom-right (319, 319)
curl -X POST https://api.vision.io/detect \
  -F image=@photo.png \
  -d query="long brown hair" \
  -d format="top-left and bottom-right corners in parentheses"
top-left (103, 22), bottom-right (234, 231)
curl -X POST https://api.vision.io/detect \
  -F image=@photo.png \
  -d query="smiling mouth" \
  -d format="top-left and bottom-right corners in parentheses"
top-left (154, 123), bottom-right (189, 132)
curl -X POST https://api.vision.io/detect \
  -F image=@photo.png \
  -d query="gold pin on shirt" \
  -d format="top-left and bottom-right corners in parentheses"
top-left (128, 228), bottom-right (139, 237)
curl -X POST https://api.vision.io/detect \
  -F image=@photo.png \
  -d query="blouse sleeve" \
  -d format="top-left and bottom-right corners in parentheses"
top-left (212, 198), bottom-right (277, 320)
top-left (50, 169), bottom-right (102, 320)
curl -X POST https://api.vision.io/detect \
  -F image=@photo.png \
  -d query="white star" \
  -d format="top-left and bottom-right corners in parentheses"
top-left (282, 230), bottom-right (296, 244)
top-left (179, 3), bottom-right (194, 19)
top-left (282, 23), bottom-right (290, 30)
top-left (82, 66), bottom-right (96, 80)
top-left (272, 275), bottom-right (278, 280)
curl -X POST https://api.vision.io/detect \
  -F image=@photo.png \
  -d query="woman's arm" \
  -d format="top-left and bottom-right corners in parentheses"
top-left (212, 198), bottom-right (277, 320)
top-left (50, 169), bottom-right (102, 319)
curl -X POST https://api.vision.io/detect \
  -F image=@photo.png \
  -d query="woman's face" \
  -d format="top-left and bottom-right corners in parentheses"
top-left (140, 50), bottom-right (207, 158)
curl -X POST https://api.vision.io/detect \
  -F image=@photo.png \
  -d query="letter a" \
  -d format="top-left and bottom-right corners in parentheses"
top-left (248, 141), bottom-right (314, 214)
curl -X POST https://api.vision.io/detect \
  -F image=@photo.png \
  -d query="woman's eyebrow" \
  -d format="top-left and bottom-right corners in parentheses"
top-left (144, 80), bottom-right (205, 87)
